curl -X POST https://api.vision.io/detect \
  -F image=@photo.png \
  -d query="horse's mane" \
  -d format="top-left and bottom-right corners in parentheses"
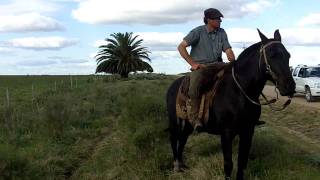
top-left (236, 42), bottom-right (261, 61)
top-left (199, 42), bottom-right (263, 94)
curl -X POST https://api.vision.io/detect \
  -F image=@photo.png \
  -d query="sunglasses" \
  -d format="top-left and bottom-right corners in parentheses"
top-left (209, 17), bottom-right (221, 21)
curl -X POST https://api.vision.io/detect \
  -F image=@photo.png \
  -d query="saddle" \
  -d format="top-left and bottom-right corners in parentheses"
top-left (176, 62), bottom-right (234, 125)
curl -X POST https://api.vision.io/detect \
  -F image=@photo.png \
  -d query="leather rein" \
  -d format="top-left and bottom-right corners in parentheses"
top-left (232, 41), bottom-right (292, 111)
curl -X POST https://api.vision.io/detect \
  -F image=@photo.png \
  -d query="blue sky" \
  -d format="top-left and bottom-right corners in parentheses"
top-left (0, 0), bottom-right (319, 75)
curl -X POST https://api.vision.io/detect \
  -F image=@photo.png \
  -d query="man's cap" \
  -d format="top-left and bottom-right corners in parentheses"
top-left (204, 8), bottom-right (223, 19)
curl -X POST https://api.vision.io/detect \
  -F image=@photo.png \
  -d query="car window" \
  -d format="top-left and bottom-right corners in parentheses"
top-left (306, 67), bottom-right (320, 77)
top-left (293, 67), bottom-right (299, 76)
top-left (298, 68), bottom-right (305, 77)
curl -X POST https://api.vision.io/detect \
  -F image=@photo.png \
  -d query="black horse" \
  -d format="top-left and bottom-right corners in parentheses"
top-left (166, 29), bottom-right (296, 180)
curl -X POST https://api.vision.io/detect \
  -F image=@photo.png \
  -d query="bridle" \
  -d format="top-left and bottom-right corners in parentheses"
top-left (259, 41), bottom-right (282, 81)
top-left (232, 41), bottom-right (292, 111)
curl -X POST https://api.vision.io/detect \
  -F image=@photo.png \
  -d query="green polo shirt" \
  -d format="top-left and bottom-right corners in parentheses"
top-left (184, 25), bottom-right (231, 64)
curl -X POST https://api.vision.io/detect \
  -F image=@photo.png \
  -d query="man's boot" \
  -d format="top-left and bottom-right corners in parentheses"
top-left (187, 98), bottom-right (203, 132)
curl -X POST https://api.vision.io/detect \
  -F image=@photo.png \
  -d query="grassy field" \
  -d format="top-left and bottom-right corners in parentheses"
top-left (0, 74), bottom-right (319, 180)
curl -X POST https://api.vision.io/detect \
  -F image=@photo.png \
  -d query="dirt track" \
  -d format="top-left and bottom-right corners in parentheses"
top-left (262, 85), bottom-right (320, 154)
top-left (262, 85), bottom-right (320, 109)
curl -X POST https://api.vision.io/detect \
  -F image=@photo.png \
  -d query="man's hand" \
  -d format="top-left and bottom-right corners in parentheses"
top-left (225, 48), bottom-right (235, 62)
top-left (191, 63), bottom-right (205, 71)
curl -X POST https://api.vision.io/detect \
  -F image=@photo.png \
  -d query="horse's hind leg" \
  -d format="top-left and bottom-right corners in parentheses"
top-left (170, 119), bottom-right (192, 172)
top-left (170, 119), bottom-right (183, 172)
top-left (170, 132), bottom-right (178, 169)
top-left (174, 122), bottom-right (192, 172)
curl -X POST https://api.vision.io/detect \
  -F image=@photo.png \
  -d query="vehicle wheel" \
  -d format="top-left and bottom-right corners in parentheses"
top-left (305, 87), bottom-right (314, 102)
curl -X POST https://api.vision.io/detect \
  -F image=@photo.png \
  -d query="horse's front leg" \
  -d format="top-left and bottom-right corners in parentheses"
top-left (221, 129), bottom-right (235, 179)
top-left (236, 127), bottom-right (254, 180)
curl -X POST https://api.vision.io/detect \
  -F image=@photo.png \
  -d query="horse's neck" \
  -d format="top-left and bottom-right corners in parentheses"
top-left (234, 48), bottom-right (267, 98)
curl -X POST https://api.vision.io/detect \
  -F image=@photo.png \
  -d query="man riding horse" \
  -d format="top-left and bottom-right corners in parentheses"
top-left (177, 8), bottom-right (264, 132)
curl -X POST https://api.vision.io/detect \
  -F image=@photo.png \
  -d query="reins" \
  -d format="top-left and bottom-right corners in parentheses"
top-left (232, 41), bottom-right (292, 111)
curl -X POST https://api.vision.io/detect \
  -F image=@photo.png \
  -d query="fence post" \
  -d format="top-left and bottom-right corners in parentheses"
top-left (6, 87), bottom-right (10, 107)
top-left (70, 75), bottom-right (73, 89)
top-left (32, 84), bottom-right (35, 102)
top-left (55, 81), bottom-right (57, 91)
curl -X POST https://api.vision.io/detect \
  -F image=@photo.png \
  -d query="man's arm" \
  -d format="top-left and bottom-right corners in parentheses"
top-left (225, 48), bottom-right (235, 62)
top-left (177, 40), bottom-right (204, 70)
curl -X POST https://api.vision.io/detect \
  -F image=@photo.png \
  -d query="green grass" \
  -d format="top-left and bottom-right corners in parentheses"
top-left (0, 74), bottom-right (319, 180)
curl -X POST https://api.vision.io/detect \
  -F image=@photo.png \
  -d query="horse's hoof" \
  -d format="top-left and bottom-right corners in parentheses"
top-left (180, 163), bottom-right (189, 170)
top-left (173, 166), bottom-right (184, 172)
top-left (225, 177), bottom-right (232, 180)
top-left (173, 161), bottom-right (186, 172)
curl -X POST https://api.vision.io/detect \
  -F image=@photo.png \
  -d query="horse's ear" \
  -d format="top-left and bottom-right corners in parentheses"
top-left (274, 29), bottom-right (281, 42)
top-left (257, 29), bottom-right (268, 43)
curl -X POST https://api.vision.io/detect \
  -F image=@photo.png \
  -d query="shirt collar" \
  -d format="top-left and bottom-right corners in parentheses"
top-left (205, 25), bottom-right (219, 34)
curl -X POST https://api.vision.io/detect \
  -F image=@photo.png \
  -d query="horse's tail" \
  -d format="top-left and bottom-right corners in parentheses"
top-left (166, 76), bottom-right (185, 131)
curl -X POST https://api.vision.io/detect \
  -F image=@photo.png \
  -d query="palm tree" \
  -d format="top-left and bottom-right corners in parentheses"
top-left (95, 32), bottom-right (153, 78)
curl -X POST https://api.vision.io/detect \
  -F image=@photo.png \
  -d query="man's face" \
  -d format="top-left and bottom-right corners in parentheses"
top-left (208, 17), bottom-right (221, 29)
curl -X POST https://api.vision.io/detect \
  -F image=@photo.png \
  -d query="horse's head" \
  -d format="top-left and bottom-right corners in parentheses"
top-left (258, 29), bottom-right (296, 97)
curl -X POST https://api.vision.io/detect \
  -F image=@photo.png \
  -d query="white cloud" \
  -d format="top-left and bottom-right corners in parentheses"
top-left (281, 28), bottom-right (320, 46)
top-left (135, 32), bottom-right (184, 51)
top-left (18, 59), bottom-right (57, 66)
top-left (151, 50), bottom-right (181, 60)
top-left (6, 37), bottom-right (78, 50)
top-left (240, 0), bottom-right (276, 14)
top-left (147, 51), bottom-right (187, 74)
top-left (89, 52), bottom-right (96, 59)
top-left (93, 40), bottom-right (106, 47)
top-left (0, 13), bottom-right (64, 33)
top-left (19, 58), bottom-right (88, 67)
top-left (48, 56), bottom-right (89, 64)
top-left (226, 28), bottom-right (260, 46)
top-left (0, 47), bottom-right (13, 53)
top-left (298, 13), bottom-right (320, 26)
top-left (11, 61), bottom-right (96, 75)
top-left (151, 57), bottom-right (189, 74)
top-left (0, 0), bottom-right (58, 15)
top-left (225, 28), bottom-right (320, 67)
top-left (225, 27), bottom-right (320, 47)
top-left (0, 54), bottom-right (95, 75)
top-left (0, 0), bottom-right (64, 33)
top-left (287, 46), bottom-right (320, 67)
top-left (72, 0), bottom-right (277, 25)
top-left (51, 0), bottom-right (81, 2)
top-left (94, 32), bottom-right (184, 51)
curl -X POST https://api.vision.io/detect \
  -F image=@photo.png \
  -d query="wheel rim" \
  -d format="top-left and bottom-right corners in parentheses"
top-left (306, 90), bottom-right (311, 100)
